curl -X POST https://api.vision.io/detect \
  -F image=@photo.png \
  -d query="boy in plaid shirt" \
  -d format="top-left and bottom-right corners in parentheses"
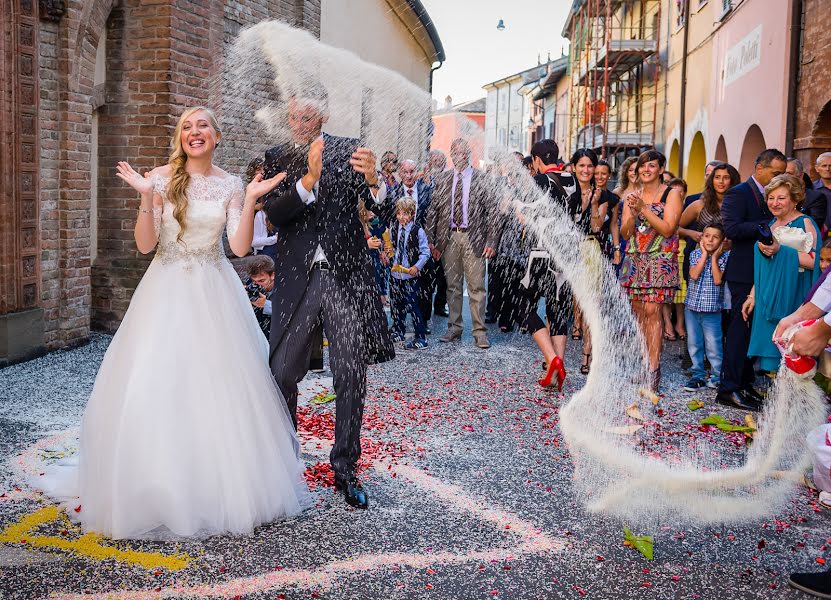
top-left (684, 224), bottom-right (730, 391)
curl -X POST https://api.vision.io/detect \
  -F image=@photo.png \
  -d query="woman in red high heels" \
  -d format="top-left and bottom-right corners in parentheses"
top-left (515, 140), bottom-right (580, 391)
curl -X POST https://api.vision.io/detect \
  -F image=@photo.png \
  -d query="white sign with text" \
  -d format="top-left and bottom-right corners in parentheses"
top-left (723, 25), bottom-right (762, 87)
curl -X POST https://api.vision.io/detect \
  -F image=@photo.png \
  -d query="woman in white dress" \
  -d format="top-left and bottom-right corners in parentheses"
top-left (35, 107), bottom-right (311, 540)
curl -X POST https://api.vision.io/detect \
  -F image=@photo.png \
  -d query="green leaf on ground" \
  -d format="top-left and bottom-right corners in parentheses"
top-left (700, 414), bottom-right (755, 433)
top-left (687, 399), bottom-right (705, 411)
top-left (700, 414), bottom-right (729, 426)
top-left (623, 526), bottom-right (654, 560)
top-left (311, 392), bottom-right (336, 405)
top-left (716, 423), bottom-right (756, 433)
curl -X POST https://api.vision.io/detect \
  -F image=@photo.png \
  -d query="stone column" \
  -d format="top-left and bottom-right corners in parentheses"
top-left (0, 0), bottom-right (44, 365)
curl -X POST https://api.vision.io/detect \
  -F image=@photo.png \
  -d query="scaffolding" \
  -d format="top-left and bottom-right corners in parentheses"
top-left (565, 0), bottom-right (661, 166)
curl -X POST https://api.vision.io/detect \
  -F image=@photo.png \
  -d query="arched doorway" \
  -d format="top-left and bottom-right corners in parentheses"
top-left (739, 124), bottom-right (766, 179)
top-left (687, 132), bottom-right (706, 194)
top-left (715, 135), bottom-right (728, 163)
top-left (91, 8), bottom-right (125, 332)
top-left (806, 100), bottom-right (831, 179)
top-left (668, 139), bottom-right (680, 177)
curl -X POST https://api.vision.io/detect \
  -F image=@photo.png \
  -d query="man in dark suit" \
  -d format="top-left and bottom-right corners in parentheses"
top-left (426, 138), bottom-right (498, 349)
top-left (718, 148), bottom-right (787, 411)
top-left (813, 152), bottom-right (831, 229)
top-left (420, 151), bottom-right (449, 317)
top-left (262, 91), bottom-right (394, 510)
top-left (787, 157), bottom-right (828, 227)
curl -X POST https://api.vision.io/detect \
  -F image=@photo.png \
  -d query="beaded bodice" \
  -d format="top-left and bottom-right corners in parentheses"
top-left (151, 173), bottom-right (244, 267)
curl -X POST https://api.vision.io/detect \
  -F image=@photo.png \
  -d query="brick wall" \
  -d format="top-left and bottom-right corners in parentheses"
top-left (39, 21), bottom-right (61, 348)
top-left (37, 0), bottom-right (321, 346)
top-left (794, 0), bottom-right (831, 178)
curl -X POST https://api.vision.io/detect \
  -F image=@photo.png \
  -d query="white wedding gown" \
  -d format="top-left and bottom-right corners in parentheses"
top-left (34, 173), bottom-right (311, 539)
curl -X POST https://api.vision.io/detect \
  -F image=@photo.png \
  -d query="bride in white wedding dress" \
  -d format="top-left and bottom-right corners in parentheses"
top-left (34, 106), bottom-right (312, 540)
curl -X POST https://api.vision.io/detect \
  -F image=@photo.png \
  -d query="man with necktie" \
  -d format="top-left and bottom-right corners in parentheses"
top-left (425, 138), bottom-right (498, 349)
top-left (261, 89), bottom-right (394, 510)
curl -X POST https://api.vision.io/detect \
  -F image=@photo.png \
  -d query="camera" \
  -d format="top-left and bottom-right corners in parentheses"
top-left (756, 223), bottom-right (774, 246)
top-left (240, 273), bottom-right (265, 303)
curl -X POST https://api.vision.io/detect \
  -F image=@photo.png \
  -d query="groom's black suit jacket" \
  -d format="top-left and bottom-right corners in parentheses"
top-left (262, 133), bottom-right (394, 365)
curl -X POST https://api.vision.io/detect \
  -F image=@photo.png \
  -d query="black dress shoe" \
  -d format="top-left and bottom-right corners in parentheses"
top-left (434, 306), bottom-right (448, 317)
top-left (334, 474), bottom-right (369, 509)
top-left (742, 386), bottom-right (765, 403)
top-left (789, 569), bottom-right (831, 598)
top-left (715, 391), bottom-right (760, 412)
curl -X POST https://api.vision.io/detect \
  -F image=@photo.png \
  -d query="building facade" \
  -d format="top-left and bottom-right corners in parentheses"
top-left (0, 0), bottom-right (442, 365)
top-left (561, 0), bottom-right (663, 174)
top-left (663, 0), bottom-right (797, 192)
top-left (482, 64), bottom-right (550, 161)
top-left (793, 0), bottom-right (831, 180)
top-left (431, 96), bottom-right (485, 168)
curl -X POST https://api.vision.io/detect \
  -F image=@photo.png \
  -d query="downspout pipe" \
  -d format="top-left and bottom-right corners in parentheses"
top-left (785, 0), bottom-right (803, 156)
top-left (429, 60), bottom-right (443, 94)
top-left (678, 0), bottom-right (691, 179)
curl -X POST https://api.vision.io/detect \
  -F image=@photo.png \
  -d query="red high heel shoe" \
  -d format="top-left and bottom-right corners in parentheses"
top-left (539, 356), bottom-right (566, 391)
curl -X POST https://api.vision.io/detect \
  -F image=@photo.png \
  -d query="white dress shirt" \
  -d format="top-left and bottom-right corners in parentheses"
top-left (252, 210), bottom-right (277, 252)
top-left (809, 276), bottom-right (831, 327)
top-left (295, 178), bottom-right (387, 267)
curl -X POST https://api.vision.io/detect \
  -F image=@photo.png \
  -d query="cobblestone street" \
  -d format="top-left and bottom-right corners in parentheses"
top-left (1, 322), bottom-right (827, 599)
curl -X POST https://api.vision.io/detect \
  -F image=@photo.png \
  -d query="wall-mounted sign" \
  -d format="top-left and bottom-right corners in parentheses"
top-left (723, 25), bottom-right (762, 87)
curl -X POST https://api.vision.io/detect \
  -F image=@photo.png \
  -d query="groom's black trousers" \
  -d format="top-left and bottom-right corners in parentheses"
top-left (270, 266), bottom-right (365, 478)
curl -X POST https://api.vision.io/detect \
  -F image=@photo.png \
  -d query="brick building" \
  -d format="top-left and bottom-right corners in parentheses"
top-left (793, 0), bottom-right (831, 179)
top-left (0, 0), bottom-right (443, 365)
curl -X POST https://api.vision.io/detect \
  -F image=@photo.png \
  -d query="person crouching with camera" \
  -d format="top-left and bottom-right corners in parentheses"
top-left (247, 255), bottom-right (276, 337)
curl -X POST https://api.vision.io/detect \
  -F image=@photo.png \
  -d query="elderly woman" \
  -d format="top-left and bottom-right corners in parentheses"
top-left (742, 173), bottom-right (820, 372)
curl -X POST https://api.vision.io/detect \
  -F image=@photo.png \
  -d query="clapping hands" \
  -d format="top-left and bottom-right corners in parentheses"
top-left (116, 162), bottom-right (154, 195)
top-left (246, 171), bottom-right (287, 201)
top-left (625, 190), bottom-right (644, 214)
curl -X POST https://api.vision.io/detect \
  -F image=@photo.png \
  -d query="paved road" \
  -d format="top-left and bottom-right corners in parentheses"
top-left (0, 319), bottom-right (827, 599)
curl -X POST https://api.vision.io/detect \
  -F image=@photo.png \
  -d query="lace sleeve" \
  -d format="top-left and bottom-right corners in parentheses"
top-left (226, 177), bottom-right (245, 238)
top-left (151, 175), bottom-right (165, 238)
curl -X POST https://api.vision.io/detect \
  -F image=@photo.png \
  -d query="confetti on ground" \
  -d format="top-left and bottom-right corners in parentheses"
top-left (1, 331), bottom-right (829, 598)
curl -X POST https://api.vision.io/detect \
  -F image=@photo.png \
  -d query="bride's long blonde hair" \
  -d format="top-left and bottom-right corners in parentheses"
top-left (168, 107), bottom-right (221, 242)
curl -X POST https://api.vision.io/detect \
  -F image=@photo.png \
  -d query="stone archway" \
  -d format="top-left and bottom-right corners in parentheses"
top-left (715, 135), bottom-right (728, 163)
top-left (687, 132), bottom-right (707, 194)
top-left (668, 139), bottom-right (680, 176)
top-left (739, 124), bottom-right (766, 179)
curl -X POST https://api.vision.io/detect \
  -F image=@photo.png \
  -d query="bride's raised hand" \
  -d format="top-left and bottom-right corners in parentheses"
top-left (246, 172), bottom-right (287, 201)
top-left (116, 161), bottom-right (154, 195)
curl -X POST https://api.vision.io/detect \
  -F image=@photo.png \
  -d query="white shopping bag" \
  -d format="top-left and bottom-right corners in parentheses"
top-left (807, 424), bottom-right (831, 493)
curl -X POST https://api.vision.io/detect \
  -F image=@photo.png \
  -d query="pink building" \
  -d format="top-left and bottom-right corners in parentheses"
top-left (665, 0), bottom-right (796, 188)
top-left (431, 97), bottom-right (486, 169)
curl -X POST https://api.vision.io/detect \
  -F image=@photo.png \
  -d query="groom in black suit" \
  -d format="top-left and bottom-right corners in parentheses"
top-left (262, 89), bottom-right (394, 509)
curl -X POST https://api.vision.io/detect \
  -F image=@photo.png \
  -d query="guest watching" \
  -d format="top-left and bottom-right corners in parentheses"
top-left (813, 152), bottom-right (831, 227)
top-left (248, 158), bottom-right (278, 261)
top-left (570, 148), bottom-right (609, 375)
top-left (426, 137), bottom-right (498, 349)
top-left (389, 198), bottom-right (430, 350)
top-left (786, 157), bottom-right (827, 228)
top-left (719, 148), bottom-right (787, 410)
top-left (683, 224), bottom-right (729, 392)
top-left (619, 150), bottom-right (682, 392)
top-left (742, 174), bottom-right (820, 386)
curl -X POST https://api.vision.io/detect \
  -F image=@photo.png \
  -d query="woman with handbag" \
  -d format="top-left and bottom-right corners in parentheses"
top-left (742, 173), bottom-right (821, 372)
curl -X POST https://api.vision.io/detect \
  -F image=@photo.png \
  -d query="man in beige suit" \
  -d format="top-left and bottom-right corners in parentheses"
top-left (426, 138), bottom-right (498, 349)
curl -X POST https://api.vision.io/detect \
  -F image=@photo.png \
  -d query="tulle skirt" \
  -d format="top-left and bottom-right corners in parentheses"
top-left (34, 254), bottom-right (311, 539)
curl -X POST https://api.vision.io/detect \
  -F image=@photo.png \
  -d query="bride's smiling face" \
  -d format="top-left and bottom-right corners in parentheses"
top-left (180, 110), bottom-right (220, 159)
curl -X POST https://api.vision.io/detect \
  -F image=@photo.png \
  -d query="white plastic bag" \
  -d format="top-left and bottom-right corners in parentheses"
top-left (806, 424), bottom-right (831, 493)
